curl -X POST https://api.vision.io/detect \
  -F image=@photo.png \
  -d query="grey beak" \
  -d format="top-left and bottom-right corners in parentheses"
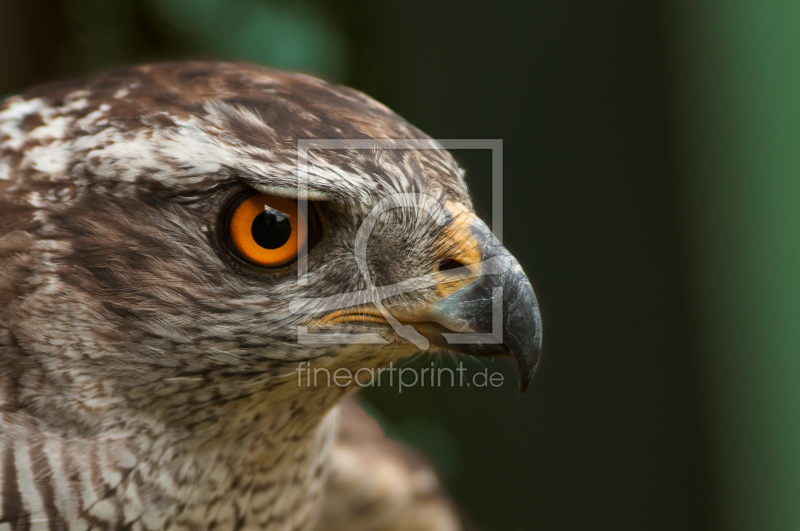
top-left (414, 221), bottom-right (542, 393)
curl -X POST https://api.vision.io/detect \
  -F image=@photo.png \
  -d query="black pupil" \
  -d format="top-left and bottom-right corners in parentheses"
top-left (251, 209), bottom-right (292, 249)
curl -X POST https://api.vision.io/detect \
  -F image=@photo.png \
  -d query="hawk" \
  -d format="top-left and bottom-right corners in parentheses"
top-left (0, 62), bottom-right (541, 531)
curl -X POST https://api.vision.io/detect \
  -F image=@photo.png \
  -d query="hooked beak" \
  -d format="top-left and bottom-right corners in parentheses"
top-left (401, 216), bottom-right (542, 393)
top-left (307, 204), bottom-right (542, 393)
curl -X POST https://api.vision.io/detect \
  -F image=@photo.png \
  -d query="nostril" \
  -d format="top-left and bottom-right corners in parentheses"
top-left (439, 258), bottom-right (466, 272)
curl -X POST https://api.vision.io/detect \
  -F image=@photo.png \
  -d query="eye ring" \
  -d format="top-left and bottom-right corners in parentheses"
top-left (221, 190), bottom-right (320, 268)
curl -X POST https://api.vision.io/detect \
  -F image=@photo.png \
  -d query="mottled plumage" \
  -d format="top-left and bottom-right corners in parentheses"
top-left (0, 62), bottom-right (540, 531)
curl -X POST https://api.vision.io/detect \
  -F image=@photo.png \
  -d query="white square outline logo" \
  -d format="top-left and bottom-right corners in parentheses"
top-left (291, 139), bottom-right (504, 348)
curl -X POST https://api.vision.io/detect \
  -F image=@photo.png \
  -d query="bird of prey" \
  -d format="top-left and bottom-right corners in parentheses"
top-left (0, 62), bottom-right (541, 531)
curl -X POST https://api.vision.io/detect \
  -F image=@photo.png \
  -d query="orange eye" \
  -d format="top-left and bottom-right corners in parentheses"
top-left (222, 191), bottom-right (320, 268)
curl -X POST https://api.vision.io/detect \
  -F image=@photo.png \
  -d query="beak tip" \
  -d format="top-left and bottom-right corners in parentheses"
top-left (519, 373), bottom-right (532, 394)
top-left (515, 345), bottom-right (540, 394)
top-left (510, 302), bottom-right (542, 395)
top-left (518, 366), bottom-right (531, 394)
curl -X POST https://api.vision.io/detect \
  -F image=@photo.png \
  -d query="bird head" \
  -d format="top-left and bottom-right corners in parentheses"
top-left (0, 62), bottom-right (541, 436)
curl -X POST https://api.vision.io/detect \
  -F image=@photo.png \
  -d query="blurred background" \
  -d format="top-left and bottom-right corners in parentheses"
top-left (2, 1), bottom-right (798, 530)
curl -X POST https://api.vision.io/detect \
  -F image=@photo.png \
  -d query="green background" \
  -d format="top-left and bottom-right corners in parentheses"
top-left (2, 1), bottom-right (798, 529)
